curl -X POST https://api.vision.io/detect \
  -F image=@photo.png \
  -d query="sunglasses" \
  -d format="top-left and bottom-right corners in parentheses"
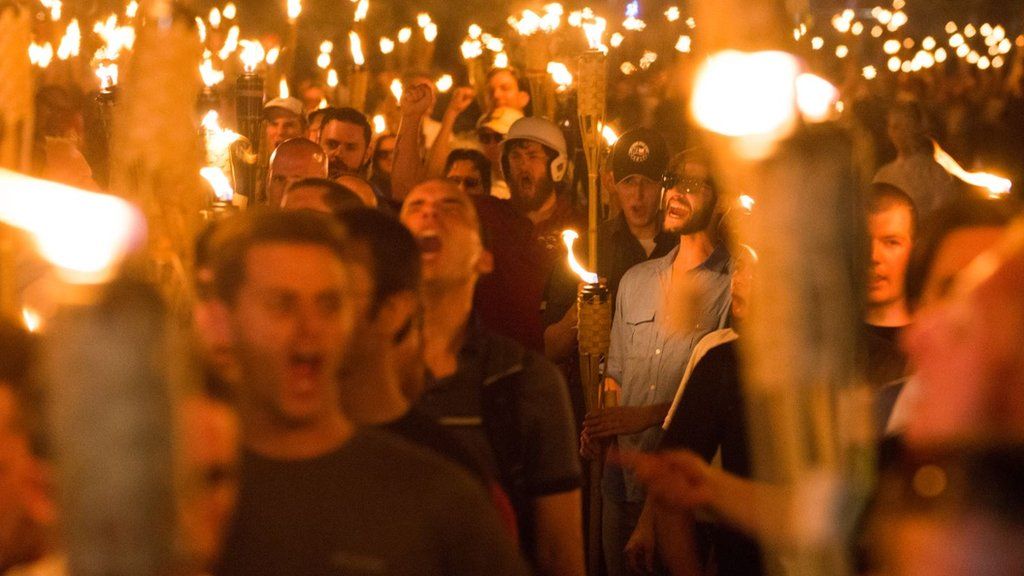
top-left (478, 132), bottom-right (504, 144)
top-left (661, 174), bottom-right (710, 194)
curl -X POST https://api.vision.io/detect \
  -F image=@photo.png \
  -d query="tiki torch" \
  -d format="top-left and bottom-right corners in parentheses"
top-left (200, 110), bottom-right (252, 214)
top-left (348, 31), bottom-right (369, 112)
top-left (562, 229), bottom-right (610, 576)
top-left (577, 17), bottom-right (607, 271)
top-left (95, 63), bottom-right (119, 148)
top-left (235, 40), bottom-right (265, 203)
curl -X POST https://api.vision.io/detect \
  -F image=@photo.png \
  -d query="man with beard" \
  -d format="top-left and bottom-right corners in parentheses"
top-left (317, 107), bottom-right (372, 180)
top-left (581, 151), bottom-right (732, 576)
top-left (543, 127), bottom-right (676, 366)
top-left (477, 116), bottom-right (585, 351)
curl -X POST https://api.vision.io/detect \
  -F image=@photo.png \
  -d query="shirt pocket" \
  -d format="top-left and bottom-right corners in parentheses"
top-left (624, 310), bottom-right (656, 358)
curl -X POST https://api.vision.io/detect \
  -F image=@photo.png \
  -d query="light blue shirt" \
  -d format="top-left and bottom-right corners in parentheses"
top-left (605, 243), bottom-right (732, 502)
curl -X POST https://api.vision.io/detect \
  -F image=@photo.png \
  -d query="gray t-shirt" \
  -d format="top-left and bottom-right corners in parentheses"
top-left (217, 430), bottom-right (529, 576)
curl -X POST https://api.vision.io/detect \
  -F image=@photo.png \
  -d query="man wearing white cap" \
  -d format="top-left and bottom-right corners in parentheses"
top-left (263, 97), bottom-right (306, 152)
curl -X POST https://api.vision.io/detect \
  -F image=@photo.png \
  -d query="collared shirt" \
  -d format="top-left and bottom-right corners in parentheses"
top-left (605, 243), bottom-right (732, 502)
top-left (598, 213), bottom-right (677, 299)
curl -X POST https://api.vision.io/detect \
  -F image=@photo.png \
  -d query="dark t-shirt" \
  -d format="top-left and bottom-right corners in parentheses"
top-left (413, 324), bottom-right (581, 564)
top-left (658, 342), bottom-right (764, 576)
top-left (217, 430), bottom-right (528, 576)
top-left (861, 323), bottom-right (911, 437)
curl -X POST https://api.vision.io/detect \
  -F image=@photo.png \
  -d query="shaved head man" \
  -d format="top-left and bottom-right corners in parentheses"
top-left (266, 138), bottom-right (328, 208)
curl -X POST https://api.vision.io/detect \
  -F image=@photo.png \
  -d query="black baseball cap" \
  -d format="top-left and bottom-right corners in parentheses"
top-left (610, 127), bottom-right (669, 184)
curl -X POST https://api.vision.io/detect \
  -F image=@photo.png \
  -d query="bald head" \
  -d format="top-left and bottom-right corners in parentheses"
top-left (335, 175), bottom-right (378, 209)
top-left (267, 138), bottom-right (328, 208)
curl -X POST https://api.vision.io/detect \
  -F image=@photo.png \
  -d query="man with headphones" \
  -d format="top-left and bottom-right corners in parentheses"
top-left (475, 117), bottom-right (587, 353)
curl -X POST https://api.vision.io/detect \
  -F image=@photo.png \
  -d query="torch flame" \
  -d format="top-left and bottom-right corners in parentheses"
top-left (372, 114), bottom-right (387, 134)
top-left (199, 59), bottom-right (225, 87)
top-left (196, 17), bottom-right (208, 43)
top-left (22, 307), bottom-right (42, 333)
top-left (436, 74), bottom-right (454, 93)
top-left (40, 0), bottom-right (61, 21)
top-left (96, 63), bottom-right (118, 90)
top-left (424, 22), bottom-right (439, 42)
top-left (29, 43), bottom-right (55, 68)
top-left (933, 141), bottom-right (1012, 198)
top-left (326, 69), bottom-right (339, 88)
top-left (390, 78), bottom-right (403, 102)
top-left (218, 25), bottom-right (240, 60)
top-left (354, 0), bottom-right (369, 22)
top-left (398, 27), bottom-right (412, 43)
top-left (265, 47), bottom-right (281, 65)
top-left (279, 78), bottom-right (290, 98)
top-left (201, 111), bottom-right (243, 166)
top-left (561, 230), bottom-right (599, 284)
top-left (223, 3), bottom-right (237, 19)
top-left (493, 51), bottom-right (509, 69)
top-left (547, 61), bottom-right (573, 88)
top-left (0, 169), bottom-right (145, 283)
top-left (57, 20), bottom-right (81, 60)
top-left (238, 39), bottom-right (265, 72)
top-left (349, 31), bottom-right (365, 67)
top-left (461, 39), bottom-right (483, 59)
top-left (125, 0), bottom-right (139, 18)
top-left (209, 7), bottom-right (222, 28)
top-left (287, 0), bottom-right (302, 21)
top-left (599, 123), bottom-right (619, 146)
top-left (581, 14), bottom-right (608, 51)
top-left (380, 37), bottom-right (395, 54)
top-left (416, 13), bottom-right (432, 28)
top-left (200, 167), bottom-right (235, 202)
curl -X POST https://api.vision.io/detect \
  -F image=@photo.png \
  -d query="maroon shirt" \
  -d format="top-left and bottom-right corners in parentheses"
top-left (473, 195), bottom-right (585, 352)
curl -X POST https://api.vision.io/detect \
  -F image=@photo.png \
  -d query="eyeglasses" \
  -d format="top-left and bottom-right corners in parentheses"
top-left (661, 174), bottom-right (710, 194)
top-left (478, 131), bottom-right (504, 144)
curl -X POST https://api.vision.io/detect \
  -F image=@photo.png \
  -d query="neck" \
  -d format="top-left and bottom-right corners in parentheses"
top-left (674, 229), bottom-right (717, 271)
top-left (339, 351), bottom-right (410, 426)
top-left (866, 300), bottom-right (911, 328)
top-left (241, 404), bottom-right (353, 460)
top-left (526, 192), bottom-right (558, 225)
top-left (422, 279), bottom-right (474, 380)
top-left (627, 218), bottom-right (659, 242)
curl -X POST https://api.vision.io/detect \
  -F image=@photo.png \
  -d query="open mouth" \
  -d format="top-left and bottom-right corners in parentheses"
top-left (289, 351), bottom-right (324, 382)
top-left (418, 233), bottom-right (442, 254)
top-left (666, 203), bottom-right (689, 219)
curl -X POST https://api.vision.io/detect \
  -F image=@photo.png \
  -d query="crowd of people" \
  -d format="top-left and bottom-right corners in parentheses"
top-left (5, 33), bottom-right (1024, 576)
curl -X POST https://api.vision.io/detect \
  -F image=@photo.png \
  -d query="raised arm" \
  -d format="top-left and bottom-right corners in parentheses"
top-left (390, 81), bottom-right (436, 203)
top-left (426, 87), bottom-right (476, 179)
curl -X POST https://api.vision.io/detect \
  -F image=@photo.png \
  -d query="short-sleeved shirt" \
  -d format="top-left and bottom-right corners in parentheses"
top-left (217, 430), bottom-right (528, 576)
top-left (606, 243), bottom-right (732, 502)
top-left (412, 322), bottom-right (581, 563)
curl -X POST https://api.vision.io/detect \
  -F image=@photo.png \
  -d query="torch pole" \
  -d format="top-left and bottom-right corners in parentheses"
top-left (577, 49), bottom-right (606, 273)
top-left (234, 71), bottom-right (264, 203)
top-left (577, 280), bottom-right (611, 576)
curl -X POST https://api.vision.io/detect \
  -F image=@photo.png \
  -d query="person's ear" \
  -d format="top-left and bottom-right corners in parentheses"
top-left (517, 90), bottom-right (531, 111)
top-left (476, 248), bottom-right (495, 276)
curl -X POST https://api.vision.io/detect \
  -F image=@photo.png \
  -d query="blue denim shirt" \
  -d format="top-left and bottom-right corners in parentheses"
top-left (605, 243), bottom-right (732, 502)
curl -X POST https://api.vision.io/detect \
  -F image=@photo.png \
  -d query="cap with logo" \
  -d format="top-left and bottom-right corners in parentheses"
top-left (263, 97), bottom-right (305, 119)
top-left (610, 127), bottom-right (669, 184)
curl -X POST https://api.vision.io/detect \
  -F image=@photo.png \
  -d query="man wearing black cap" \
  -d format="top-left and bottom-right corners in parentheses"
top-left (542, 128), bottom-right (675, 366)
